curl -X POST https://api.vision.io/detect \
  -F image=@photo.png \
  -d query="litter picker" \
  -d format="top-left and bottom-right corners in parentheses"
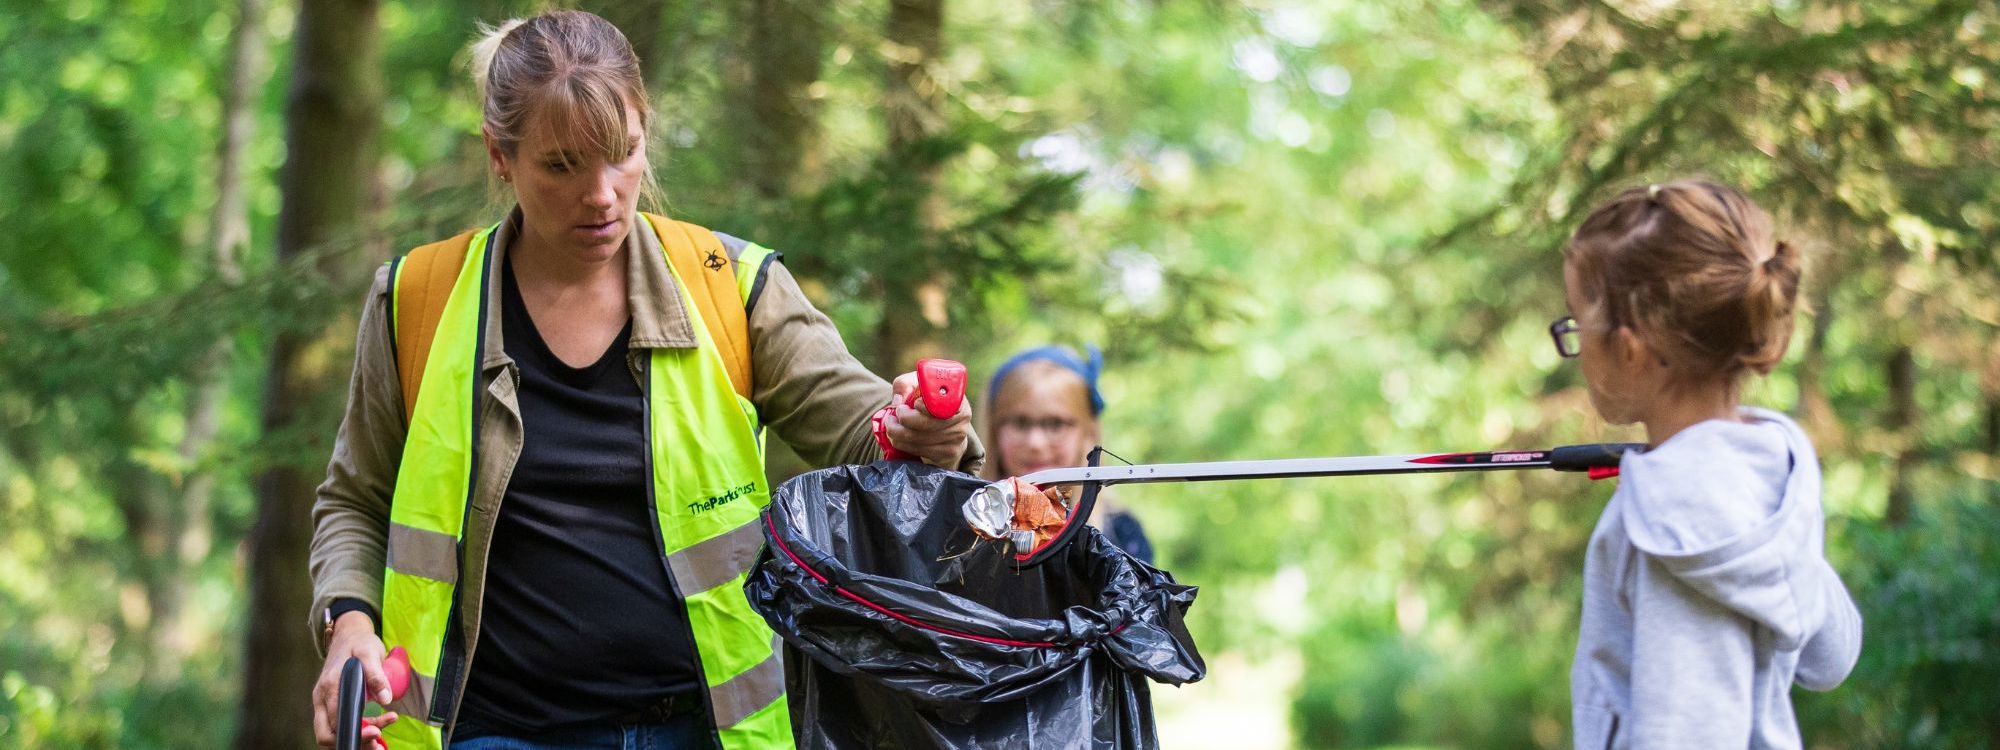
top-left (1017, 443), bottom-right (1642, 487)
top-left (968, 443), bottom-right (1645, 564)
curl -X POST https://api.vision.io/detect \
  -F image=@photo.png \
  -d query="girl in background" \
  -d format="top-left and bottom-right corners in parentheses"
top-left (982, 346), bottom-right (1154, 563)
top-left (1555, 180), bottom-right (1861, 749)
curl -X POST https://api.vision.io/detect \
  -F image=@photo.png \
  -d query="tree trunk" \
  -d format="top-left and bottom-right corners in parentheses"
top-left (209, 0), bottom-right (259, 287)
top-left (738, 0), bottom-right (828, 476)
top-left (884, 0), bottom-right (943, 161)
top-left (877, 0), bottom-right (948, 373)
top-left (237, 1), bottom-right (381, 748)
top-left (1884, 344), bottom-right (1917, 526)
top-left (163, 0), bottom-right (263, 670)
top-left (737, 0), bottom-right (827, 199)
top-left (1985, 392), bottom-right (1999, 506)
top-left (108, 0), bottom-right (264, 672)
top-left (107, 422), bottom-right (174, 672)
top-left (1795, 282), bottom-right (1835, 436)
top-left (587, 0), bottom-right (666, 84)
top-left (1987, 393), bottom-right (1999, 459)
top-left (1983, 339), bottom-right (1998, 504)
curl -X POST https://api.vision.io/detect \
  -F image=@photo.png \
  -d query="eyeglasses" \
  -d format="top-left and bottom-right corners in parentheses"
top-left (1549, 315), bottom-right (1581, 359)
top-left (997, 415), bottom-right (1081, 437)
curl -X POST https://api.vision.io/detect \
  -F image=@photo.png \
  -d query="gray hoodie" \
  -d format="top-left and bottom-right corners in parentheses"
top-left (1571, 407), bottom-right (1862, 749)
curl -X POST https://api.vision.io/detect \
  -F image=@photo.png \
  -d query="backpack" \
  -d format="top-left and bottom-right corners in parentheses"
top-left (388, 213), bottom-right (754, 422)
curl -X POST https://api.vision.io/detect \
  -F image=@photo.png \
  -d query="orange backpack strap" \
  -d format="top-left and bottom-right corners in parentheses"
top-left (388, 230), bottom-right (476, 424)
top-left (643, 213), bottom-right (754, 400)
top-left (389, 219), bottom-right (756, 421)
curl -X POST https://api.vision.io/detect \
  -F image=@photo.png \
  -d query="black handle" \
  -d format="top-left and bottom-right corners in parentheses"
top-left (1548, 443), bottom-right (1645, 472)
top-left (335, 657), bottom-right (365, 750)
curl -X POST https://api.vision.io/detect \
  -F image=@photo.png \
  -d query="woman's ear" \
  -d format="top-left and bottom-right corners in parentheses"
top-left (482, 127), bottom-right (510, 180)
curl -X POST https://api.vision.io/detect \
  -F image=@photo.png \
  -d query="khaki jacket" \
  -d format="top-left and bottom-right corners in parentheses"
top-left (306, 211), bottom-right (984, 668)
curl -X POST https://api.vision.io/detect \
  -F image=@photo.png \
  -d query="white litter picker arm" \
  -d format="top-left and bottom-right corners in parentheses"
top-left (969, 443), bottom-right (1644, 560)
top-left (1017, 443), bottom-right (1642, 487)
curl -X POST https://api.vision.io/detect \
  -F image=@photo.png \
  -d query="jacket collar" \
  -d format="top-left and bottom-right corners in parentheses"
top-left (479, 208), bottom-right (699, 371)
top-left (624, 211), bottom-right (699, 350)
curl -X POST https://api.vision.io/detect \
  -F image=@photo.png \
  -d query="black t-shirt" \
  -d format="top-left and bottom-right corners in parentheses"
top-left (455, 257), bottom-right (702, 734)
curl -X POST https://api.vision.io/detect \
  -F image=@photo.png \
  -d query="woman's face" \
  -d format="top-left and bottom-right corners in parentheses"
top-left (994, 371), bottom-right (1099, 477)
top-left (487, 100), bottom-right (646, 265)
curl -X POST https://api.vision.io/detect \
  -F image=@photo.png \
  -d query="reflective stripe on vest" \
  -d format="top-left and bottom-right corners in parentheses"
top-left (379, 220), bottom-right (792, 750)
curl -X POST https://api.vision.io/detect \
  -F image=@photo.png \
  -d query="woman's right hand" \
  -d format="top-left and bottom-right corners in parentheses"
top-left (311, 611), bottom-right (400, 747)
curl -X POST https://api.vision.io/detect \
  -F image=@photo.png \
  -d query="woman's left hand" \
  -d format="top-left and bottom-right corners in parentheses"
top-left (884, 371), bottom-right (974, 469)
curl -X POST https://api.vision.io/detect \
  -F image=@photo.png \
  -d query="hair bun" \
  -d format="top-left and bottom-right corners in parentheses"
top-left (1739, 240), bottom-right (1802, 375)
top-left (1764, 240), bottom-right (1791, 273)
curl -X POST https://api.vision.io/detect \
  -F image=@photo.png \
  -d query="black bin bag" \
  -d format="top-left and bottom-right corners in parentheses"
top-left (745, 462), bottom-right (1205, 749)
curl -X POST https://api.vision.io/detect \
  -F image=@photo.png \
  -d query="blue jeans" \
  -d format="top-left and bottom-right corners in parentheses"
top-left (448, 713), bottom-right (714, 750)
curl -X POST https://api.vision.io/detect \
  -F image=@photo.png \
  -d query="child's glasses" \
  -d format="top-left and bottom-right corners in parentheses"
top-left (1549, 316), bottom-right (1581, 359)
top-left (998, 415), bottom-right (1081, 437)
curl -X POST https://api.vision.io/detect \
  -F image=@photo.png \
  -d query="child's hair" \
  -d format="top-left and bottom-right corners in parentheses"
top-left (1563, 179), bottom-right (1804, 386)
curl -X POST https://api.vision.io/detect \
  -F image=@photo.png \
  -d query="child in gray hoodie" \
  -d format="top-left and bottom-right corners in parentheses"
top-left (1554, 180), bottom-right (1862, 749)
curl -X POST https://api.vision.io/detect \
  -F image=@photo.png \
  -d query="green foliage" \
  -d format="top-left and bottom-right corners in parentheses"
top-left (1292, 613), bottom-right (1573, 749)
top-left (1, 0), bottom-right (1996, 747)
top-left (712, 131), bottom-right (1090, 368)
top-left (1798, 490), bottom-right (2000, 748)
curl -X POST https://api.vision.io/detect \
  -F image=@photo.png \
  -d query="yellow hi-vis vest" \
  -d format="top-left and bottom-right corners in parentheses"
top-left (377, 215), bottom-right (791, 750)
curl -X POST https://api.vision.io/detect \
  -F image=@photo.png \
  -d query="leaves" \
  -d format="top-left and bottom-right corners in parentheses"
top-left (1, 0), bottom-right (1996, 746)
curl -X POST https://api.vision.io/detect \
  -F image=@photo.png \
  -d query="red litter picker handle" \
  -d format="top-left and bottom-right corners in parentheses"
top-left (872, 359), bottom-right (968, 462)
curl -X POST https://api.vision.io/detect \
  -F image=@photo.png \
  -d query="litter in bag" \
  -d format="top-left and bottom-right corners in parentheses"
top-left (965, 476), bottom-right (1074, 554)
top-left (745, 462), bottom-right (1204, 749)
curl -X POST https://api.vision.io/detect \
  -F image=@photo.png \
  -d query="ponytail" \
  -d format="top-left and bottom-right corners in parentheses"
top-left (469, 19), bottom-right (525, 105)
top-left (1738, 240), bottom-right (1802, 375)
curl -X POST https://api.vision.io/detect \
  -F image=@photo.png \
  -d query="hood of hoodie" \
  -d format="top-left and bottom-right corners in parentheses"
top-left (1616, 406), bottom-right (1831, 651)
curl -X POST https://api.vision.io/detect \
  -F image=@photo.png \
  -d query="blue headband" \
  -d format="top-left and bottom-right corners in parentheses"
top-left (987, 345), bottom-right (1105, 416)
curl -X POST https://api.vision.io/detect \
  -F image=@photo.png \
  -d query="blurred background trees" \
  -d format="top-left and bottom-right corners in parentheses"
top-left (0, 0), bottom-right (1992, 747)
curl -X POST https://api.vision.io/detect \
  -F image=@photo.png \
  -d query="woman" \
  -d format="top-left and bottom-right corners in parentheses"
top-left (306, 11), bottom-right (977, 750)
top-left (981, 345), bottom-right (1153, 563)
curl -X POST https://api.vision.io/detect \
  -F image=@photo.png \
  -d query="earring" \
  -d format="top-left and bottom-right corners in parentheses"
top-left (499, 173), bottom-right (511, 183)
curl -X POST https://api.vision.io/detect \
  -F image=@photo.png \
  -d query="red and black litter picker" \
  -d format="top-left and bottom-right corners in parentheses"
top-left (967, 443), bottom-right (1645, 564)
top-left (871, 358), bottom-right (969, 461)
top-left (335, 647), bottom-right (411, 750)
